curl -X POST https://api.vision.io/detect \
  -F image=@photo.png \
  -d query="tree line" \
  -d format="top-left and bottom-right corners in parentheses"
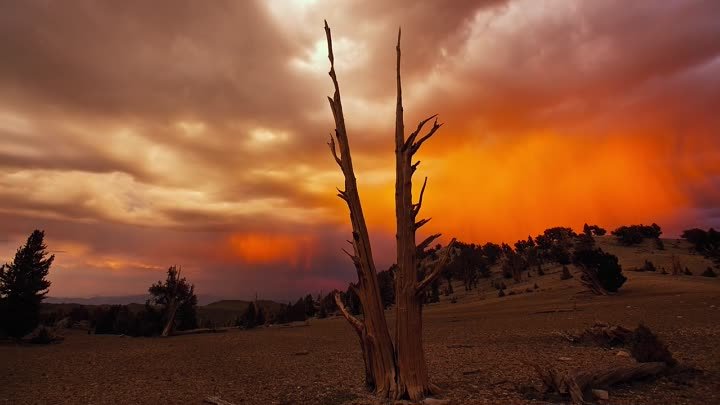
top-left (1, 222), bottom-right (716, 338)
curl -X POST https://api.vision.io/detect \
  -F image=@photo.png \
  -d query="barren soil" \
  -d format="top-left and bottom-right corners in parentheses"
top-left (2, 238), bottom-right (719, 404)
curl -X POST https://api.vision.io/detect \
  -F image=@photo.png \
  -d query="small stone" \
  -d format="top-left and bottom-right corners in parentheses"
top-left (616, 350), bottom-right (631, 357)
top-left (293, 350), bottom-right (309, 356)
top-left (558, 357), bottom-right (572, 361)
top-left (592, 389), bottom-right (609, 400)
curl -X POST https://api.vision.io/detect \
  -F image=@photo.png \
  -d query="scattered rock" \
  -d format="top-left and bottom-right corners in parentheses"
top-left (616, 350), bottom-right (631, 357)
top-left (294, 350), bottom-right (310, 356)
top-left (592, 389), bottom-right (609, 400)
top-left (558, 357), bottom-right (572, 361)
top-left (462, 368), bottom-right (481, 375)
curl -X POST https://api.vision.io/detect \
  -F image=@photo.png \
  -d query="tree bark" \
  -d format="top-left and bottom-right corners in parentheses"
top-left (324, 22), bottom-right (453, 401)
top-left (534, 361), bottom-right (669, 404)
top-left (391, 28), bottom-right (455, 401)
top-left (324, 21), bottom-right (399, 398)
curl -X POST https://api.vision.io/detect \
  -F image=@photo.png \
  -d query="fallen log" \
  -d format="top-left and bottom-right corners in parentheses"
top-left (533, 362), bottom-right (670, 404)
top-left (559, 321), bottom-right (633, 347)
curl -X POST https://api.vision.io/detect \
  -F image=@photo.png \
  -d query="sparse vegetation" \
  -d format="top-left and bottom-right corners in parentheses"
top-left (148, 266), bottom-right (198, 334)
top-left (641, 259), bottom-right (657, 272)
top-left (701, 267), bottom-right (717, 277)
top-left (611, 223), bottom-right (662, 246)
top-left (573, 247), bottom-right (626, 294)
top-left (583, 223), bottom-right (607, 236)
top-left (681, 228), bottom-right (720, 258)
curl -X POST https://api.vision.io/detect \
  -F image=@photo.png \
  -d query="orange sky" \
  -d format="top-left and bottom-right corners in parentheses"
top-left (1, 0), bottom-right (719, 300)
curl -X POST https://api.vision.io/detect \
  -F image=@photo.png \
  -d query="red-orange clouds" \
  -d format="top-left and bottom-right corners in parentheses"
top-left (228, 233), bottom-right (316, 270)
top-left (0, 0), bottom-right (718, 299)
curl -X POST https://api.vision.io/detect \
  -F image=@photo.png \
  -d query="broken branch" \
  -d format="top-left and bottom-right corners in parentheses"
top-left (328, 135), bottom-right (342, 167)
top-left (417, 233), bottom-right (441, 253)
top-left (415, 217), bottom-right (432, 230)
top-left (334, 291), bottom-right (364, 334)
top-left (404, 114), bottom-right (438, 151)
top-left (413, 177), bottom-right (428, 217)
top-left (416, 238), bottom-right (456, 294)
top-left (411, 118), bottom-right (443, 154)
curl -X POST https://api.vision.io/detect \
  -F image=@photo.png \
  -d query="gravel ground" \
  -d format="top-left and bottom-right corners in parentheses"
top-left (2, 241), bottom-right (719, 404)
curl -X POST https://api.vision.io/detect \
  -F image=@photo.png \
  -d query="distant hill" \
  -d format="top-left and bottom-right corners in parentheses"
top-left (45, 294), bottom-right (226, 306)
top-left (45, 295), bottom-right (150, 305)
top-left (42, 297), bottom-right (287, 328)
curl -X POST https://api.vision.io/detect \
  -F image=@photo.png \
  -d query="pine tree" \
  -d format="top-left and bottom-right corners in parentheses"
top-left (0, 230), bottom-right (54, 338)
top-left (148, 266), bottom-right (198, 332)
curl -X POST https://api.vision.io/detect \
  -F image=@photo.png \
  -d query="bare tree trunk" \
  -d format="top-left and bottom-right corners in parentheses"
top-left (324, 21), bottom-right (399, 398)
top-left (325, 22), bottom-right (453, 401)
top-left (391, 28), bottom-right (456, 401)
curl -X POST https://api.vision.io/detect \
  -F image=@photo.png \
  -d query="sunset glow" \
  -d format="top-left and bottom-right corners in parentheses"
top-left (0, 0), bottom-right (718, 300)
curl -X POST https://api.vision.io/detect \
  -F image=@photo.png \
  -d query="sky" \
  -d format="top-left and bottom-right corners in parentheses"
top-left (1, 0), bottom-right (719, 300)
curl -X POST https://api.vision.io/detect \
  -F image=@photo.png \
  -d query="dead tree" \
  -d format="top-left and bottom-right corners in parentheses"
top-left (533, 362), bottom-right (670, 404)
top-left (325, 22), bottom-right (455, 401)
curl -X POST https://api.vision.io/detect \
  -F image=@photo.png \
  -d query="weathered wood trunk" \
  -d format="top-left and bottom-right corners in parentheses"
top-left (324, 21), bottom-right (399, 398)
top-left (325, 22), bottom-right (454, 401)
top-left (392, 29), bottom-right (437, 401)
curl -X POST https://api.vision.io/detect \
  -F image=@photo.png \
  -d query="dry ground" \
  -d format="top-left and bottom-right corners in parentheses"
top-left (2, 238), bottom-right (719, 404)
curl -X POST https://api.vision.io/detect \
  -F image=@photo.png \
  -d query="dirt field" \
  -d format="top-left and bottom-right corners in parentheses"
top-left (2, 238), bottom-right (719, 404)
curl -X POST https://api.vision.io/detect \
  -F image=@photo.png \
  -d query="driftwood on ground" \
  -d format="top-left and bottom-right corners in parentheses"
top-left (558, 321), bottom-right (633, 347)
top-left (533, 361), bottom-right (669, 404)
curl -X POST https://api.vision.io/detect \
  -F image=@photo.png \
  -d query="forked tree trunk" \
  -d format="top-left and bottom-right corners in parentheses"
top-left (324, 22), bottom-right (455, 401)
